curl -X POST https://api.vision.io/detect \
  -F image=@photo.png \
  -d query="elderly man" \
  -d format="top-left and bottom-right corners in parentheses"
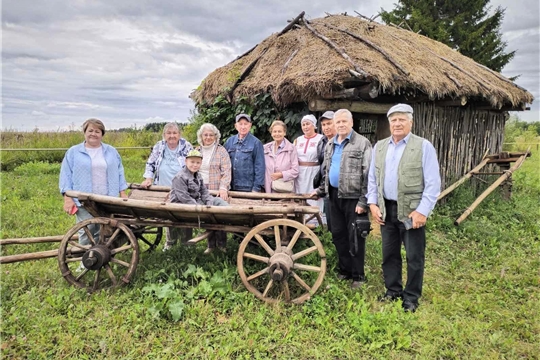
top-left (313, 111), bottom-right (336, 230)
top-left (224, 113), bottom-right (265, 192)
top-left (312, 109), bottom-right (372, 289)
top-left (367, 104), bottom-right (441, 312)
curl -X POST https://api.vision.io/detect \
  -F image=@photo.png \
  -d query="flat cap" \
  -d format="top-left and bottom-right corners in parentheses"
top-left (318, 111), bottom-right (335, 121)
top-left (387, 104), bottom-right (413, 118)
top-left (235, 113), bottom-right (252, 123)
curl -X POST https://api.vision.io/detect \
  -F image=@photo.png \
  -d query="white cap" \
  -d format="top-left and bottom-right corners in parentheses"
top-left (301, 114), bottom-right (317, 127)
top-left (387, 104), bottom-right (413, 118)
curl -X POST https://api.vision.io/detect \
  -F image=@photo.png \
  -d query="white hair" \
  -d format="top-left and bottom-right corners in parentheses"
top-left (334, 109), bottom-right (353, 121)
top-left (162, 122), bottom-right (180, 139)
top-left (388, 112), bottom-right (413, 122)
top-left (196, 123), bottom-right (221, 145)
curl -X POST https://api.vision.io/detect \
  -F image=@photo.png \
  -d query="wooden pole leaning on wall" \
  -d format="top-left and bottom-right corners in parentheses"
top-left (454, 148), bottom-right (530, 226)
top-left (438, 150), bottom-right (490, 201)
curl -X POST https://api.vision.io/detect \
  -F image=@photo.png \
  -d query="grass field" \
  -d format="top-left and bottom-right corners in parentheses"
top-left (1, 133), bottom-right (539, 359)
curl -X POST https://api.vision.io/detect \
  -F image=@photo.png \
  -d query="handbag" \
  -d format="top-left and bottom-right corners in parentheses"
top-left (271, 178), bottom-right (294, 193)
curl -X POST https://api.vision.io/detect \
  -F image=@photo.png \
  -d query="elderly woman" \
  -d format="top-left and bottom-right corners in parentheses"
top-left (59, 118), bottom-right (128, 247)
top-left (141, 122), bottom-right (193, 250)
top-left (195, 123), bottom-right (232, 253)
top-left (263, 120), bottom-right (299, 193)
top-left (294, 114), bottom-right (325, 211)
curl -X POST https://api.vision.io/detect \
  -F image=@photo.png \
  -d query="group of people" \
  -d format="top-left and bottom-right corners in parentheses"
top-left (59, 103), bottom-right (441, 312)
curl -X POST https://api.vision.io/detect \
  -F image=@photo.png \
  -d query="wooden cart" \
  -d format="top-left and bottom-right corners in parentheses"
top-left (52, 185), bottom-right (326, 304)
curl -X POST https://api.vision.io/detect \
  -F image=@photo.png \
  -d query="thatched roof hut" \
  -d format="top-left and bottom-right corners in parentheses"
top-left (191, 12), bottom-right (534, 187)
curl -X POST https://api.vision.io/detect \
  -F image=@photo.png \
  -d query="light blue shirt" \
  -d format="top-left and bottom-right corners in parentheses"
top-left (157, 146), bottom-right (182, 186)
top-left (59, 142), bottom-right (128, 205)
top-left (367, 133), bottom-right (441, 217)
top-left (329, 130), bottom-right (353, 188)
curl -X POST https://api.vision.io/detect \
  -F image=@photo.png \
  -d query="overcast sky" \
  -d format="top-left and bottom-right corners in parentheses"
top-left (2, 0), bottom-right (539, 131)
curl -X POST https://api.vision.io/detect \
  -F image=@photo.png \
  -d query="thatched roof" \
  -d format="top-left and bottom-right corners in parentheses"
top-left (191, 13), bottom-right (533, 110)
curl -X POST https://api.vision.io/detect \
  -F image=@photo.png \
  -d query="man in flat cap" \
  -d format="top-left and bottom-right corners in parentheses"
top-left (224, 114), bottom-right (265, 192)
top-left (367, 103), bottom-right (441, 312)
top-left (313, 111), bottom-right (336, 230)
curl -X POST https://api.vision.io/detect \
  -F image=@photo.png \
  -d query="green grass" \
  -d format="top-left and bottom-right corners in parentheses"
top-left (1, 143), bottom-right (539, 359)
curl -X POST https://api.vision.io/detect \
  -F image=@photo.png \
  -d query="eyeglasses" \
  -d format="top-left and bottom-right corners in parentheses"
top-left (202, 134), bottom-right (216, 138)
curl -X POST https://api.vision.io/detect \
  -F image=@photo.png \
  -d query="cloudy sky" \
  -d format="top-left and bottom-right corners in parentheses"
top-left (2, 0), bottom-right (539, 131)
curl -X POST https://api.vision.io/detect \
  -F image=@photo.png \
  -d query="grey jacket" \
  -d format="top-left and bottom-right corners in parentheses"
top-left (169, 167), bottom-right (213, 205)
top-left (316, 130), bottom-right (372, 209)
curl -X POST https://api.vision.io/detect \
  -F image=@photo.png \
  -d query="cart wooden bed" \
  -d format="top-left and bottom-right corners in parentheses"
top-left (52, 184), bottom-right (326, 304)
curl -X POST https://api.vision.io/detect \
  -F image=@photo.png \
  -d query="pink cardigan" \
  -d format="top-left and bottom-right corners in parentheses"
top-left (263, 138), bottom-right (299, 193)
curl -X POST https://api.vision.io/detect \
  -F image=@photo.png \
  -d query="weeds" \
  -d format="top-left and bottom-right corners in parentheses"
top-left (1, 135), bottom-right (539, 358)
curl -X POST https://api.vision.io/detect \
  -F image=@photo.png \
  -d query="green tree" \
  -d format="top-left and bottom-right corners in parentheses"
top-left (381, 0), bottom-right (515, 72)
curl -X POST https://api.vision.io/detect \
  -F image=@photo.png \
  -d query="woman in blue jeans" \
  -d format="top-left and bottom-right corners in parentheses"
top-left (59, 118), bottom-right (128, 246)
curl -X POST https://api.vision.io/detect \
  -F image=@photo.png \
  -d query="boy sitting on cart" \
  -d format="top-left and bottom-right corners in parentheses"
top-left (169, 149), bottom-right (229, 207)
top-left (169, 150), bottom-right (229, 252)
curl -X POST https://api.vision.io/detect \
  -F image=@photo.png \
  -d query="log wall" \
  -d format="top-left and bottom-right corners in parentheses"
top-left (411, 102), bottom-right (507, 189)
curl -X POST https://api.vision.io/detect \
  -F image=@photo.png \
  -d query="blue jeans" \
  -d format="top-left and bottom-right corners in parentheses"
top-left (75, 206), bottom-right (99, 246)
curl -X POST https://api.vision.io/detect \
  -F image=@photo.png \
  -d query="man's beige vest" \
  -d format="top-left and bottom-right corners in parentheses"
top-left (374, 134), bottom-right (424, 222)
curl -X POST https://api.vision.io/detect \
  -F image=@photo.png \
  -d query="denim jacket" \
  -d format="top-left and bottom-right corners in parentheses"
top-left (224, 133), bottom-right (265, 192)
top-left (143, 139), bottom-right (193, 184)
top-left (59, 142), bottom-right (128, 205)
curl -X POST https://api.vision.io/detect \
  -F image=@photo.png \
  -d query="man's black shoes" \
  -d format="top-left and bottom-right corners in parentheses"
top-left (402, 300), bottom-right (419, 313)
top-left (379, 292), bottom-right (402, 302)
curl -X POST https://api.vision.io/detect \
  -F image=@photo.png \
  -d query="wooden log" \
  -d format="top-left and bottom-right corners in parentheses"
top-left (444, 72), bottom-right (462, 89)
top-left (228, 48), bottom-right (268, 101)
top-left (0, 247), bottom-right (85, 264)
top-left (322, 22), bottom-right (409, 75)
top-left (281, 49), bottom-right (299, 75)
top-left (302, 19), bottom-right (371, 79)
top-left (186, 232), bottom-right (211, 245)
top-left (309, 99), bottom-right (393, 114)
top-left (357, 83), bottom-right (379, 99)
top-left (438, 154), bottom-right (490, 200)
top-left (455, 150), bottom-right (530, 225)
top-left (227, 45), bottom-right (257, 66)
top-left (0, 235), bottom-right (78, 246)
top-left (342, 76), bottom-right (370, 89)
top-left (278, 11), bottom-right (305, 36)
top-left (320, 88), bottom-right (359, 100)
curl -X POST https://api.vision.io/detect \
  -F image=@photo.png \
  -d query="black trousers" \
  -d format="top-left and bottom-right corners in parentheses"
top-left (381, 199), bottom-right (426, 304)
top-left (328, 186), bottom-right (365, 280)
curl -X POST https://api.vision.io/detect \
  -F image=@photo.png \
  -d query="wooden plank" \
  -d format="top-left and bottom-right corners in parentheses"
top-left (186, 232), bottom-right (211, 244)
top-left (0, 235), bottom-right (78, 245)
top-left (455, 150), bottom-right (530, 225)
top-left (309, 99), bottom-right (393, 114)
top-left (1, 247), bottom-right (85, 264)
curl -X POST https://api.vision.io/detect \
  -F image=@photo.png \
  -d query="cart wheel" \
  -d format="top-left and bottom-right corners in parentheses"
top-left (237, 219), bottom-right (326, 304)
top-left (131, 225), bottom-right (163, 252)
top-left (58, 217), bottom-right (139, 291)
